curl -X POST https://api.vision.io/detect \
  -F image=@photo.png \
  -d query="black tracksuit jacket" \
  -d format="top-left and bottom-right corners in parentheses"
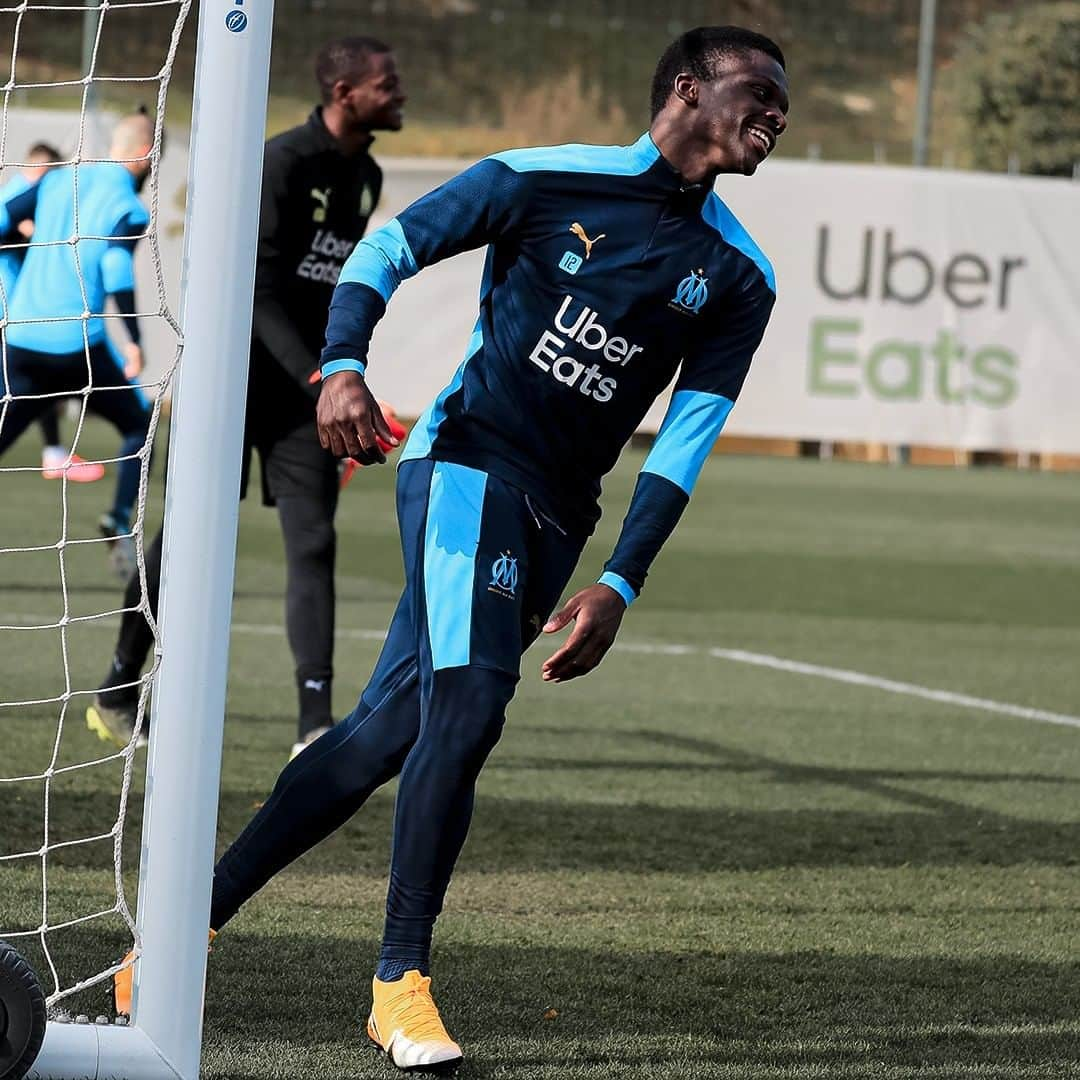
top-left (249, 107), bottom-right (382, 433)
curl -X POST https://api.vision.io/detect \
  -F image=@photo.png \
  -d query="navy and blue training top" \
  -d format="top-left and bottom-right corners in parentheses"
top-left (321, 132), bottom-right (776, 605)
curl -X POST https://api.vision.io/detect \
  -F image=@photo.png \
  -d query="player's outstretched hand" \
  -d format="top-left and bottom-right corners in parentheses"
top-left (541, 583), bottom-right (627, 683)
top-left (317, 370), bottom-right (400, 465)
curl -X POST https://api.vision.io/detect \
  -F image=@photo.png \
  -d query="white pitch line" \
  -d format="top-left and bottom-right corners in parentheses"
top-left (251, 623), bottom-right (1080, 732)
top-left (8, 614), bottom-right (1080, 730)
top-left (615, 639), bottom-right (1080, 729)
top-left (705, 647), bottom-right (1080, 731)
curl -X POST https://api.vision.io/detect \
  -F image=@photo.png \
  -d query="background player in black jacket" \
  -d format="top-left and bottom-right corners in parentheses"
top-left (247, 36), bottom-right (405, 756)
top-left (86, 37), bottom-right (406, 756)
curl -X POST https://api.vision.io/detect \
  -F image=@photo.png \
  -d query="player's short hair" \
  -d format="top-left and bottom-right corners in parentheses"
top-left (650, 26), bottom-right (786, 119)
top-left (315, 36), bottom-right (392, 104)
top-left (26, 142), bottom-right (62, 163)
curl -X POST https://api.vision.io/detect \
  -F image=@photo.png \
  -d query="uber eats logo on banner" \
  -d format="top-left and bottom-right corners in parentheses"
top-left (809, 226), bottom-right (1027, 407)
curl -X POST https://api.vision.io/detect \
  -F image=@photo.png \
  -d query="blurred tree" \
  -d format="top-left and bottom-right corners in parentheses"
top-left (951, 2), bottom-right (1080, 176)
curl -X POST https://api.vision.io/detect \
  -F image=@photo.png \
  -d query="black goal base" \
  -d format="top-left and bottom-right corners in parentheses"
top-left (0, 941), bottom-right (46, 1080)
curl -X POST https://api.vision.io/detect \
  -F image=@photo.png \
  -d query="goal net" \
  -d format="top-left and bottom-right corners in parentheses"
top-left (0, 2), bottom-right (272, 1077)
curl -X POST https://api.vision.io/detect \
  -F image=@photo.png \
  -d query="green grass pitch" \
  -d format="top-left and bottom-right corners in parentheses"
top-left (2, 418), bottom-right (1079, 1079)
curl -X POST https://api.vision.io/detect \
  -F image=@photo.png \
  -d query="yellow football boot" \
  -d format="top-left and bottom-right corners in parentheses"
top-left (367, 970), bottom-right (463, 1072)
top-left (114, 929), bottom-right (216, 1016)
top-left (86, 698), bottom-right (141, 749)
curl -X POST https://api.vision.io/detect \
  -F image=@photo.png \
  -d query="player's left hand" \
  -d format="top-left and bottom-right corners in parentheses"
top-left (541, 583), bottom-right (627, 683)
top-left (122, 342), bottom-right (143, 379)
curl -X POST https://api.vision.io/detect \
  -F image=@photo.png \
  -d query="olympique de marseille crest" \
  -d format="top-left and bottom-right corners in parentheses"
top-left (671, 268), bottom-right (709, 314)
top-left (488, 550), bottom-right (518, 599)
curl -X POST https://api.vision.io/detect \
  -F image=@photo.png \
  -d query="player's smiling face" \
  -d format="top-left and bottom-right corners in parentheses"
top-left (697, 51), bottom-right (789, 176)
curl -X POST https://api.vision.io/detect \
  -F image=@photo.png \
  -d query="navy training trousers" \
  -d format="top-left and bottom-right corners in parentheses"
top-left (210, 457), bottom-right (585, 963)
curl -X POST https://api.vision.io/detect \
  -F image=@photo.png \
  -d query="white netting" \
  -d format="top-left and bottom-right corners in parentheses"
top-left (0, 0), bottom-right (191, 1011)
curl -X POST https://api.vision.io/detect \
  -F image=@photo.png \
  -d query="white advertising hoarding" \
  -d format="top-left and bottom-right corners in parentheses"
top-left (714, 161), bottom-right (1080, 453)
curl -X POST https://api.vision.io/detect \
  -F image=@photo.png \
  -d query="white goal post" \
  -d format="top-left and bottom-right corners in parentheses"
top-left (25, 2), bottom-right (274, 1078)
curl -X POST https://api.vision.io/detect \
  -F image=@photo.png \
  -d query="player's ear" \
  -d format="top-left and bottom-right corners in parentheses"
top-left (673, 73), bottom-right (698, 108)
top-left (330, 78), bottom-right (355, 105)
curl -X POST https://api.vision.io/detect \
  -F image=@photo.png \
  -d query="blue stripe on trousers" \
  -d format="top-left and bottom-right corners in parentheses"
top-left (422, 460), bottom-right (487, 670)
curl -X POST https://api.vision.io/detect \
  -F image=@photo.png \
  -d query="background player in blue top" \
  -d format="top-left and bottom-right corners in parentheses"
top-left (185, 26), bottom-right (788, 1072)
top-left (0, 142), bottom-right (106, 484)
top-left (0, 112), bottom-right (154, 576)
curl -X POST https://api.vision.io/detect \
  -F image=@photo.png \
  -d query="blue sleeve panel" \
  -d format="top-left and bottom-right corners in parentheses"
top-left (0, 184), bottom-right (39, 241)
top-left (101, 246), bottom-right (135, 293)
top-left (601, 471), bottom-right (689, 597)
top-left (642, 389), bottom-right (734, 494)
top-left (102, 211), bottom-right (143, 292)
top-left (321, 158), bottom-right (529, 371)
top-left (338, 217), bottom-right (418, 301)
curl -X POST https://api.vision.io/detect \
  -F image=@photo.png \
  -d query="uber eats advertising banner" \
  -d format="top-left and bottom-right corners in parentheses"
top-left (708, 161), bottom-right (1080, 453)
top-left (367, 159), bottom-right (1079, 455)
